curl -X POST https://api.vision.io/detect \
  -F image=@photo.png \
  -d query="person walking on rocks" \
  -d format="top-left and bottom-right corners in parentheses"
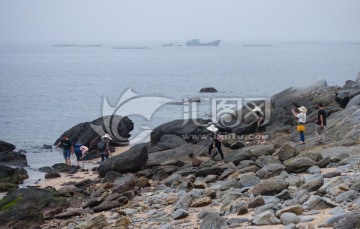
top-left (207, 124), bottom-right (224, 161)
top-left (252, 106), bottom-right (267, 144)
top-left (292, 106), bottom-right (307, 144)
top-left (56, 134), bottom-right (74, 165)
top-left (98, 134), bottom-right (112, 162)
top-left (315, 102), bottom-right (327, 144)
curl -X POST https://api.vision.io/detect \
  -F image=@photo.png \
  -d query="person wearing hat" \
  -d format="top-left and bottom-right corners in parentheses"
top-left (98, 134), bottom-right (112, 162)
top-left (207, 124), bottom-right (224, 161)
top-left (252, 106), bottom-right (267, 144)
top-left (292, 106), bottom-right (307, 144)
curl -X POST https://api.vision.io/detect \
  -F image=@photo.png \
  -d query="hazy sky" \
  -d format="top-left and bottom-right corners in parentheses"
top-left (0, 0), bottom-right (359, 43)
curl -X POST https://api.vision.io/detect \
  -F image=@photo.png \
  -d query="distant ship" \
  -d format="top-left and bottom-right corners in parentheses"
top-left (186, 39), bottom-right (221, 46)
top-left (162, 43), bottom-right (173, 47)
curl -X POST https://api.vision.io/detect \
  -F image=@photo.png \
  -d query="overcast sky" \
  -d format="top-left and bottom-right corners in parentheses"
top-left (0, 0), bottom-right (359, 43)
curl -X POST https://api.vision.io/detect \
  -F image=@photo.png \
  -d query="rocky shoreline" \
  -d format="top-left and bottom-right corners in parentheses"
top-left (1, 75), bottom-right (360, 228)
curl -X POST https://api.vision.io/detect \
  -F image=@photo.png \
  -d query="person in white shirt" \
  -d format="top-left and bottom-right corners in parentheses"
top-left (292, 106), bottom-right (307, 144)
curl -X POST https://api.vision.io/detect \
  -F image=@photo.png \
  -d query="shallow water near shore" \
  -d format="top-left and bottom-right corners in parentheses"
top-left (0, 41), bottom-right (360, 185)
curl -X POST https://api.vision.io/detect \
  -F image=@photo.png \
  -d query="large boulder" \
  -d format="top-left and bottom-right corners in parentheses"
top-left (150, 119), bottom-right (212, 145)
top-left (199, 87), bottom-right (218, 93)
top-left (147, 144), bottom-right (207, 166)
top-left (270, 79), bottom-right (339, 126)
top-left (0, 151), bottom-right (27, 167)
top-left (54, 115), bottom-right (134, 149)
top-left (0, 140), bottom-right (15, 152)
top-left (0, 165), bottom-right (28, 191)
top-left (0, 188), bottom-right (68, 228)
top-left (335, 80), bottom-right (360, 108)
top-left (98, 144), bottom-right (148, 177)
top-left (284, 156), bottom-right (316, 173)
top-left (253, 176), bottom-right (289, 196)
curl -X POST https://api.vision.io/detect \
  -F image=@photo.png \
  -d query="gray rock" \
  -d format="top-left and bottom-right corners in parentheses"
top-left (255, 156), bottom-right (281, 168)
top-left (276, 205), bottom-right (304, 217)
top-left (219, 180), bottom-right (243, 191)
top-left (316, 156), bottom-right (331, 168)
top-left (84, 214), bottom-right (108, 229)
top-left (253, 210), bottom-right (281, 225)
top-left (204, 175), bottom-right (218, 183)
top-left (334, 211), bottom-right (360, 229)
top-left (263, 196), bottom-right (281, 205)
top-left (323, 170), bottom-right (342, 178)
top-left (256, 163), bottom-right (286, 179)
top-left (197, 207), bottom-right (218, 219)
top-left (164, 174), bottom-right (183, 187)
top-left (293, 189), bottom-right (310, 205)
top-left (284, 223), bottom-right (296, 229)
top-left (172, 209), bottom-right (189, 220)
top-left (318, 214), bottom-right (346, 228)
top-left (200, 214), bottom-right (226, 229)
top-left (306, 166), bottom-right (321, 174)
top-left (54, 209), bottom-right (86, 219)
top-left (285, 157), bottom-right (316, 173)
top-left (280, 212), bottom-right (300, 226)
top-left (226, 217), bottom-right (249, 226)
top-left (173, 194), bottom-right (193, 211)
top-left (93, 201), bottom-right (121, 212)
top-left (238, 172), bottom-right (261, 187)
top-left (224, 149), bottom-right (251, 165)
top-left (335, 190), bottom-right (358, 203)
top-left (255, 204), bottom-right (281, 216)
top-left (278, 142), bottom-right (299, 162)
top-left (253, 176), bottom-right (289, 195)
top-left (275, 189), bottom-right (290, 200)
top-left (195, 166), bottom-right (227, 177)
top-left (285, 175), bottom-right (304, 187)
top-left (98, 144), bottom-right (148, 177)
top-left (248, 195), bottom-right (265, 208)
top-left (302, 174), bottom-right (324, 192)
top-left (303, 195), bottom-right (337, 210)
top-left (248, 144), bottom-right (275, 157)
top-left (329, 207), bottom-right (347, 216)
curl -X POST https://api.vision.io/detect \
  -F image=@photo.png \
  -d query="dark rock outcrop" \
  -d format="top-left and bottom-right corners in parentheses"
top-left (0, 165), bottom-right (28, 191)
top-left (0, 151), bottom-right (27, 167)
top-left (54, 115), bottom-right (134, 149)
top-left (0, 188), bottom-right (68, 228)
top-left (199, 87), bottom-right (218, 93)
top-left (150, 119), bottom-right (211, 145)
top-left (0, 140), bottom-right (15, 152)
top-left (98, 144), bottom-right (148, 177)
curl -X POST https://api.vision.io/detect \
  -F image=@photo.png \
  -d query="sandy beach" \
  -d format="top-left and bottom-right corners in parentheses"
top-left (38, 146), bottom-right (130, 189)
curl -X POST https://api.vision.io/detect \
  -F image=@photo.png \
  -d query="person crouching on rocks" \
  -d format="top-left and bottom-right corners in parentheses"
top-left (292, 106), bottom-right (307, 144)
top-left (207, 124), bottom-right (224, 161)
top-left (74, 143), bottom-right (89, 168)
top-left (56, 134), bottom-right (74, 165)
top-left (98, 134), bottom-right (112, 162)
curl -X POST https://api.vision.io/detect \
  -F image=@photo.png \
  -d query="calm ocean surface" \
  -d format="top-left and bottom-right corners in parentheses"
top-left (0, 41), bottom-right (359, 184)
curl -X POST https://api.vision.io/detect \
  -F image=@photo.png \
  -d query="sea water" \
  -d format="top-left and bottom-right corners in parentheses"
top-left (0, 41), bottom-right (359, 185)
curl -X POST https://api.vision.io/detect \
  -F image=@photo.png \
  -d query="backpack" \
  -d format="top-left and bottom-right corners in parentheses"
top-left (97, 140), bottom-right (106, 151)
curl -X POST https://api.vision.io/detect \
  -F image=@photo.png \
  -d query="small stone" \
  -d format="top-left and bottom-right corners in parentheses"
top-left (172, 209), bottom-right (189, 220)
top-left (280, 212), bottom-right (300, 226)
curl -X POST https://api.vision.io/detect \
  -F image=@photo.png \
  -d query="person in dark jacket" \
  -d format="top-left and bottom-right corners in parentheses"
top-left (99, 134), bottom-right (112, 162)
top-left (315, 102), bottom-right (327, 144)
top-left (207, 124), bottom-right (224, 161)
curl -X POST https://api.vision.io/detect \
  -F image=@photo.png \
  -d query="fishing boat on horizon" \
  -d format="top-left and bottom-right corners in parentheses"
top-left (186, 39), bottom-right (221, 46)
